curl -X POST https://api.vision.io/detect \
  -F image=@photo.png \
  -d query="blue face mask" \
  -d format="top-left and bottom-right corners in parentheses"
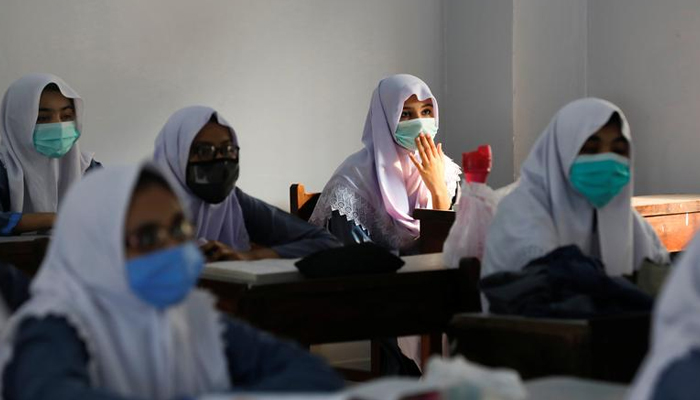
top-left (33, 121), bottom-right (81, 158)
top-left (394, 117), bottom-right (438, 151)
top-left (126, 242), bottom-right (204, 310)
top-left (569, 153), bottom-right (631, 208)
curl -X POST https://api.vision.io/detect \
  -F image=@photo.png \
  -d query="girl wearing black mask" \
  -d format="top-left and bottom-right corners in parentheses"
top-left (153, 106), bottom-right (340, 262)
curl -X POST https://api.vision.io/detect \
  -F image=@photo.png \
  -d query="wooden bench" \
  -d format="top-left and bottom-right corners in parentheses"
top-left (448, 312), bottom-right (651, 383)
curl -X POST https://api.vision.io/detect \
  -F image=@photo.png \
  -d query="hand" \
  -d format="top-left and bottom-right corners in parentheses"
top-left (14, 213), bottom-right (56, 234)
top-left (408, 133), bottom-right (451, 210)
top-left (200, 240), bottom-right (239, 262)
top-left (200, 241), bottom-right (280, 262)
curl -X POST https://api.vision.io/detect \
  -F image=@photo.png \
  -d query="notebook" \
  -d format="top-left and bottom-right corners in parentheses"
top-left (201, 258), bottom-right (302, 284)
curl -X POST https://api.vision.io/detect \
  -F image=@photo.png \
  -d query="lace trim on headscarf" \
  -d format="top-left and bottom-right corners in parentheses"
top-left (310, 183), bottom-right (417, 250)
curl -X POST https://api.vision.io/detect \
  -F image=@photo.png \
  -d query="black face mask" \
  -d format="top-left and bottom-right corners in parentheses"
top-left (186, 159), bottom-right (240, 204)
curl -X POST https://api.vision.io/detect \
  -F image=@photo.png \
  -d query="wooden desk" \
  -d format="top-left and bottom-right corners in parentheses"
top-left (0, 236), bottom-right (50, 276)
top-left (414, 209), bottom-right (455, 254)
top-left (632, 195), bottom-right (700, 252)
top-left (199, 254), bottom-right (480, 347)
top-left (416, 194), bottom-right (700, 254)
top-left (448, 313), bottom-right (650, 383)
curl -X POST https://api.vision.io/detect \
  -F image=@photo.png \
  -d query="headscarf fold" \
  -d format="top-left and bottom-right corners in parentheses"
top-left (0, 73), bottom-right (93, 212)
top-left (154, 106), bottom-right (250, 251)
top-left (310, 74), bottom-right (460, 251)
top-left (482, 98), bottom-right (668, 279)
top-left (0, 163), bottom-right (230, 399)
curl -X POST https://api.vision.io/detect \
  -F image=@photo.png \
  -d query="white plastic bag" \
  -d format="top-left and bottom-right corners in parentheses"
top-left (443, 181), bottom-right (498, 268)
top-left (443, 180), bottom-right (518, 268)
top-left (424, 355), bottom-right (527, 400)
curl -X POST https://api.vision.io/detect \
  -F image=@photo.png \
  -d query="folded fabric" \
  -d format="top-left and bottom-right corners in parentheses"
top-left (295, 242), bottom-right (404, 278)
top-left (480, 245), bottom-right (653, 318)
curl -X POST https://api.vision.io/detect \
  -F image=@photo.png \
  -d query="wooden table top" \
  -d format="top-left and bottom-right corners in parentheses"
top-left (632, 194), bottom-right (700, 216)
top-left (200, 253), bottom-right (449, 286)
top-left (415, 194), bottom-right (700, 218)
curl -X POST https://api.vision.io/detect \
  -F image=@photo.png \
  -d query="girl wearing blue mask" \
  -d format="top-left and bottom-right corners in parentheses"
top-left (0, 74), bottom-right (101, 235)
top-left (482, 98), bottom-right (668, 295)
top-left (0, 164), bottom-right (343, 400)
top-left (309, 74), bottom-right (461, 254)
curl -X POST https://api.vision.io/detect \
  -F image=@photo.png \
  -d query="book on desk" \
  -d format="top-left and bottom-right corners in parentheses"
top-left (202, 258), bottom-right (303, 284)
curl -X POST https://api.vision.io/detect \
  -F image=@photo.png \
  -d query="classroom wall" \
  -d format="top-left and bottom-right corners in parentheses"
top-left (442, 0), bottom-right (588, 186)
top-left (588, 0), bottom-right (700, 195)
top-left (442, 0), bottom-right (515, 188)
top-left (4, 2), bottom-right (699, 202)
top-left (513, 0), bottom-right (588, 172)
top-left (0, 0), bottom-right (444, 208)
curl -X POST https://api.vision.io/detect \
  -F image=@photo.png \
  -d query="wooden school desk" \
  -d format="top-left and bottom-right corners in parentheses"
top-left (448, 312), bottom-right (650, 383)
top-left (416, 194), bottom-right (700, 254)
top-left (0, 235), bottom-right (50, 276)
top-left (632, 194), bottom-right (700, 252)
top-left (198, 254), bottom-right (481, 374)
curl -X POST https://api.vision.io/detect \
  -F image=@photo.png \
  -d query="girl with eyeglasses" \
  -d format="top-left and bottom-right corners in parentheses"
top-left (153, 106), bottom-right (340, 262)
top-left (0, 164), bottom-right (344, 400)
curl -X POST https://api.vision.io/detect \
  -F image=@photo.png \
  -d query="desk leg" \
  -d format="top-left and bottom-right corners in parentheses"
top-left (370, 339), bottom-right (382, 375)
top-left (420, 333), bottom-right (444, 370)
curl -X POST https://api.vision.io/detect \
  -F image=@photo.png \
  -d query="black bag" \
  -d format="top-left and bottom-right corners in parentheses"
top-left (295, 242), bottom-right (404, 278)
top-left (480, 245), bottom-right (653, 318)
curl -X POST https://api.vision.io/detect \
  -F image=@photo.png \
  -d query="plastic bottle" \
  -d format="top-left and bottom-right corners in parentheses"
top-left (462, 145), bottom-right (492, 184)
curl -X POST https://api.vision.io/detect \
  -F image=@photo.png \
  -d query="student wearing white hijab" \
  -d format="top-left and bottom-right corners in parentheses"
top-left (0, 164), bottom-right (344, 400)
top-left (482, 98), bottom-right (668, 288)
top-left (154, 106), bottom-right (340, 262)
top-left (0, 73), bottom-right (100, 235)
top-left (309, 74), bottom-right (460, 375)
top-left (628, 233), bottom-right (700, 400)
top-left (309, 74), bottom-right (461, 254)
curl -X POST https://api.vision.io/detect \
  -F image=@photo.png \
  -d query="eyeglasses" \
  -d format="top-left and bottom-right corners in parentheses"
top-left (125, 215), bottom-right (195, 251)
top-left (190, 143), bottom-right (239, 162)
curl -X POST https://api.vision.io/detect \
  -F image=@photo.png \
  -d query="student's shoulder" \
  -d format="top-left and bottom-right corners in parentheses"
top-left (16, 315), bottom-right (81, 343)
top-left (234, 187), bottom-right (255, 204)
top-left (653, 350), bottom-right (700, 400)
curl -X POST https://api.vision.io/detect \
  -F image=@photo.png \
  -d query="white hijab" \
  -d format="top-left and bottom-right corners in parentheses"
top-left (0, 73), bottom-right (94, 213)
top-left (309, 74), bottom-right (460, 251)
top-left (628, 234), bottom-right (700, 399)
top-left (482, 98), bottom-right (668, 279)
top-left (0, 164), bottom-right (230, 399)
